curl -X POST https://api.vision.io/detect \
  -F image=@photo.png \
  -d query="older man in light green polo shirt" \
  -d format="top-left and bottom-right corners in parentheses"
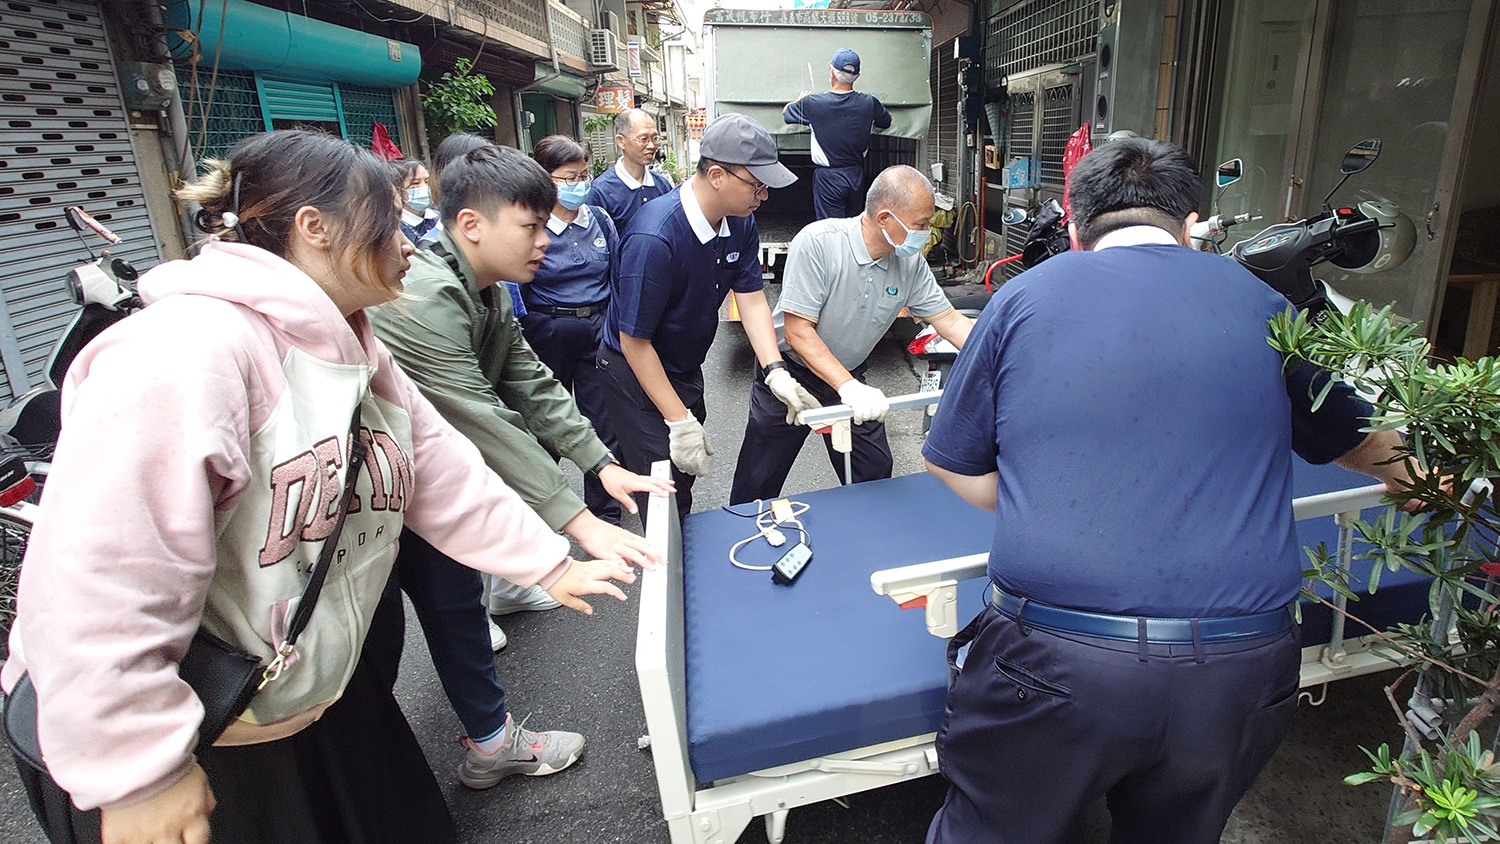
top-left (728, 165), bottom-right (973, 504)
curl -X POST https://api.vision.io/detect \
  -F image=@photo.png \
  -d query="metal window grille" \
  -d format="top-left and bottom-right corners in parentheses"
top-left (984, 0), bottom-right (1097, 86)
top-left (172, 65), bottom-right (263, 162)
top-left (548, 0), bottom-right (591, 65)
top-left (1039, 84), bottom-right (1073, 187)
top-left (1007, 90), bottom-right (1035, 159)
top-left (1002, 217), bottom-right (1030, 280)
top-left (338, 83), bottom-right (399, 151)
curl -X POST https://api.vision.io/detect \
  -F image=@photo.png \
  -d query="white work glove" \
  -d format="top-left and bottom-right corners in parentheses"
top-left (764, 367), bottom-right (821, 425)
top-left (837, 379), bottom-right (889, 425)
top-left (666, 416), bottom-right (713, 476)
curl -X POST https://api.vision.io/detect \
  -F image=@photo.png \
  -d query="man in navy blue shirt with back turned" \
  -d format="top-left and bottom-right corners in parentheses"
top-left (599, 113), bottom-right (810, 518)
top-left (922, 138), bottom-right (1412, 844)
top-left (783, 48), bottom-right (892, 220)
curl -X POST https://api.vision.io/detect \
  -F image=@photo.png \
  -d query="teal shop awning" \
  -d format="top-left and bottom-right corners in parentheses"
top-left (529, 64), bottom-right (589, 100)
top-left (168, 0), bottom-right (420, 88)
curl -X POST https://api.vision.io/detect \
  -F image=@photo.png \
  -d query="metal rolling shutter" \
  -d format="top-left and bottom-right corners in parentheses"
top-left (0, 0), bottom-right (162, 403)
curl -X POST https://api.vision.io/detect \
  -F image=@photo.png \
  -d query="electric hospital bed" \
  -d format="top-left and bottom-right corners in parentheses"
top-left (634, 395), bottom-right (1425, 844)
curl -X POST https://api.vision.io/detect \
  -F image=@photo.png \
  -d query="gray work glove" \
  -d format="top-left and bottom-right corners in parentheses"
top-left (765, 367), bottom-right (821, 426)
top-left (837, 379), bottom-right (889, 425)
top-left (666, 416), bottom-right (712, 476)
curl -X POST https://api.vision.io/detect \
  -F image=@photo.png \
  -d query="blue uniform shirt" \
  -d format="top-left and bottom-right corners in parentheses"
top-left (604, 181), bottom-right (764, 374)
top-left (587, 158), bottom-right (674, 234)
top-left (924, 230), bottom-right (1370, 618)
top-left (525, 204), bottom-right (617, 309)
top-left (783, 91), bottom-right (892, 168)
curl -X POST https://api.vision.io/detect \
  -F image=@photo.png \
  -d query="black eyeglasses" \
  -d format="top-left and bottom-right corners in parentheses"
top-left (724, 168), bottom-right (769, 198)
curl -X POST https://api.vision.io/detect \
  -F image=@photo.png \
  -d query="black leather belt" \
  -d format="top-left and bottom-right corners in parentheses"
top-left (529, 299), bottom-right (610, 318)
top-left (990, 585), bottom-right (1292, 644)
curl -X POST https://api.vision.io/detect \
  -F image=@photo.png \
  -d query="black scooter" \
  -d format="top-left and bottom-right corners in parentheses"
top-left (1230, 139), bottom-right (1386, 325)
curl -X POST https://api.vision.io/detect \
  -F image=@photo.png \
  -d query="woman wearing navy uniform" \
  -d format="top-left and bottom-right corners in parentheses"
top-left (524, 135), bottom-right (625, 524)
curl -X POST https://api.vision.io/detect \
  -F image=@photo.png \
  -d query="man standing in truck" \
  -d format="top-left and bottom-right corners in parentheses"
top-left (783, 48), bottom-right (892, 221)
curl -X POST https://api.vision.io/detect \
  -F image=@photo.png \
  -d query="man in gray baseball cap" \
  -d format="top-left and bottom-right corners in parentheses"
top-left (599, 112), bottom-right (815, 519)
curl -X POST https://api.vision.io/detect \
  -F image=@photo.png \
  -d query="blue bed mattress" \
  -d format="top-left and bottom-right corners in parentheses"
top-left (681, 461), bottom-right (1428, 785)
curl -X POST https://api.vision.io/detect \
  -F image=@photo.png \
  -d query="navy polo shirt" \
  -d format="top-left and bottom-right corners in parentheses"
top-left (924, 235), bottom-right (1370, 618)
top-left (783, 91), bottom-right (892, 168)
top-left (587, 159), bottom-right (674, 234)
top-left (604, 181), bottom-right (764, 374)
top-left (525, 204), bottom-right (616, 309)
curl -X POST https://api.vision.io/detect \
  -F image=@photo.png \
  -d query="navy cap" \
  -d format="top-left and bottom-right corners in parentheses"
top-left (698, 113), bottom-right (796, 189)
top-left (831, 48), bottom-right (860, 75)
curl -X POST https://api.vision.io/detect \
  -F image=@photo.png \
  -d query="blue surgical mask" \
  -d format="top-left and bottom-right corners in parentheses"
top-left (556, 180), bottom-right (590, 210)
top-left (881, 212), bottom-right (928, 258)
top-left (406, 185), bottom-right (431, 213)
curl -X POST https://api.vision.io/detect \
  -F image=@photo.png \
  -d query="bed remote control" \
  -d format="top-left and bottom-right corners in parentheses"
top-left (771, 542), bottom-right (812, 585)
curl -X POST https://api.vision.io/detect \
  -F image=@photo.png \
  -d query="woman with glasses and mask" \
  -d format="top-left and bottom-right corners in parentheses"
top-left (522, 136), bottom-right (627, 524)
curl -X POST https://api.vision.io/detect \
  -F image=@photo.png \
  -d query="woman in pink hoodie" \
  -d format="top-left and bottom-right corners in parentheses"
top-left (2, 130), bottom-right (636, 844)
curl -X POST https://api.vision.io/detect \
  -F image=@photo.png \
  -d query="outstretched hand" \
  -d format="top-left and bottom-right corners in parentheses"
top-left (598, 463), bottom-right (675, 515)
top-left (545, 557), bottom-right (637, 615)
top-left (565, 509), bottom-right (666, 570)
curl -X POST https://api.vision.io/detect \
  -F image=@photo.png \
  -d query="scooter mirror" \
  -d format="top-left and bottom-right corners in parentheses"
top-left (1215, 159), bottom-right (1243, 189)
top-left (1340, 139), bottom-right (1381, 175)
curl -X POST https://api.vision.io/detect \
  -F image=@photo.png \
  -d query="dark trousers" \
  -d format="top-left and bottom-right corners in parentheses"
top-left (596, 342), bottom-right (704, 520)
top-left (928, 604), bottom-right (1300, 844)
top-left (812, 164), bottom-right (867, 220)
top-left (520, 310), bottom-right (621, 523)
top-left (728, 359), bottom-right (893, 505)
top-left (364, 529), bottom-right (508, 740)
top-left (10, 659), bottom-right (454, 844)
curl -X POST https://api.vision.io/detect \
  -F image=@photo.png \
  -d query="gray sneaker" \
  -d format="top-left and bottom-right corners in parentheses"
top-left (457, 716), bottom-right (585, 790)
top-left (488, 582), bottom-right (562, 616)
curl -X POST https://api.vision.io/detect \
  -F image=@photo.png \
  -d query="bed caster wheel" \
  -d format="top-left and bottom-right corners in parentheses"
top-left (765, 809), bottom-right (788, 844)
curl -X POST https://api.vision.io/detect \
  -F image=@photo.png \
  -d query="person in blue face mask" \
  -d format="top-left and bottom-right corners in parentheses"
top-left (728, 165), bottom-right (973, 504)
top-left (396, 159), bottom-right (441, 244)
top-left (522, 136), bottom-right (628, 523)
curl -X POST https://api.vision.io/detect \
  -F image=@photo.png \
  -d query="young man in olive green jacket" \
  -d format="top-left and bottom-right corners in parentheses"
top-left (364, 144), bottom-right (669, 790)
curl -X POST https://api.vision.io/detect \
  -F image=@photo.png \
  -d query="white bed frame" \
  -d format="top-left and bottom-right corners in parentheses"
top-left (635, 403), bottom-right (1404, 844)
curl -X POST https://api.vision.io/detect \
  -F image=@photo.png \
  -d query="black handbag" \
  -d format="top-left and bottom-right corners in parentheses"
top-left (3, 407), bottom-right (366, 776)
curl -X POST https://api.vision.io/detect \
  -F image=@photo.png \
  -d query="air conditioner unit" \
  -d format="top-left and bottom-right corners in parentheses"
top-left (598, 8), bottom-right (621, 38)
top-left (589, 29), bottom-right (620, 70)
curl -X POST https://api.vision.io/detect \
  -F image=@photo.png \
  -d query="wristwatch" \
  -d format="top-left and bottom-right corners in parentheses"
top-left (587, 451), bottom-right (621, 476)
top-left (763, 360), bottom-right (787, 378)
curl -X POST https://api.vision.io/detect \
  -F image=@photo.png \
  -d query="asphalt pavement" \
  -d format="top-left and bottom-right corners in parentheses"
top-left (0, 304), bottom-right (1412, 843)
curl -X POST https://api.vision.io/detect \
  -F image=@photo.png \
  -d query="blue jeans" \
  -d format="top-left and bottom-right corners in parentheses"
top-left (365, 529), bottom-right (507, 739)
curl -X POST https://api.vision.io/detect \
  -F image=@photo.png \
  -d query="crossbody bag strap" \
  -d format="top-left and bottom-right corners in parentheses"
top-left (259, 405), bottom-right (367, 689)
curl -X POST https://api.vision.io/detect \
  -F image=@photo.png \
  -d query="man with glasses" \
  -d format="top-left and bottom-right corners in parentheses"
top-left (783, 48), bottom-right (892, 220)
top-left (600, 113), bottom-right (809, 518)
top-left (728, 165), bottom-right (971, 505)
top-left (587, 108), bottom-right (674, 233)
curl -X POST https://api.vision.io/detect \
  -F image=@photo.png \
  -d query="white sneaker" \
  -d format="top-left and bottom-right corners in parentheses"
top-left (488, 583), bottom-right (563, 616)
top-left (488, 616), bottom-right (508, 652)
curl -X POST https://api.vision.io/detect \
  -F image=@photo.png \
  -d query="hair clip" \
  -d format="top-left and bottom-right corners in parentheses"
top-left (221, 171), bottom-right (243, 230)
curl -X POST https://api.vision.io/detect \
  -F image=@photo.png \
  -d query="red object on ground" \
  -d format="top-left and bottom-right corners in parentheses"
top-left (0, 476), bottom-right (35, 508)
top-left (370, 123), bottom-right (404, 161)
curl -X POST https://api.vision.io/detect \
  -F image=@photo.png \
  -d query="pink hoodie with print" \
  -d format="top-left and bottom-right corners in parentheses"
top-left (1, 241), bottom-right (571, 812)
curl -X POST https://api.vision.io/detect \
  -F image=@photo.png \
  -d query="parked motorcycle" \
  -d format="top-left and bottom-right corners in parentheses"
top-left (0, 205), bottom-right (142, 502)
top-left (1230, 139), bottom-right (1414, 325)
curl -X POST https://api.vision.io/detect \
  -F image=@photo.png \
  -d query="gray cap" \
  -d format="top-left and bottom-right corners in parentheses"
top-left (698, 113), bottom-right (796, 189)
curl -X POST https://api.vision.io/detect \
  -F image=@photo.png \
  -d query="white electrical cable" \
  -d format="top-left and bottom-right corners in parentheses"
top-left (722, 499), bottom-right (810, 572)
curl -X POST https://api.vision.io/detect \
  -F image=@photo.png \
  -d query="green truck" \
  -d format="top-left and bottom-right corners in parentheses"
top-left (702, 8), bottom-right (934, 277)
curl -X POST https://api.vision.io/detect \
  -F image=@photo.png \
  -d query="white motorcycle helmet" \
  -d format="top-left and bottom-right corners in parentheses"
top-left (1345, 199), bottom-right (1416, 274)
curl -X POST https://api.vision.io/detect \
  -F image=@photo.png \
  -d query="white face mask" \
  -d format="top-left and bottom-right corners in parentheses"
top-left (881, 211), bottom-right (928, 258)
top-left (406, 185), bottom-right (431, 213)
